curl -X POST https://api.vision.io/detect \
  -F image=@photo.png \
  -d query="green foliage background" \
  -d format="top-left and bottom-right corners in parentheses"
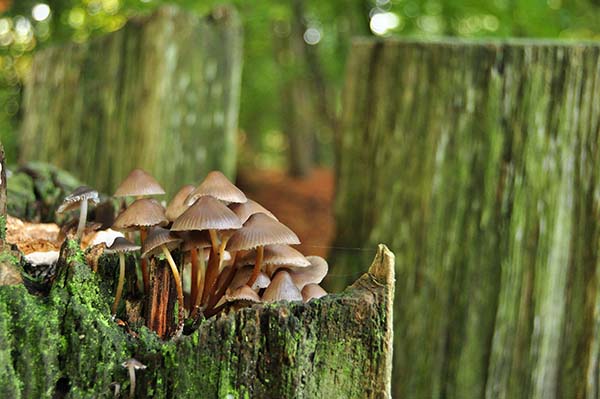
top-left (1, 0), bottom-right (600, 168)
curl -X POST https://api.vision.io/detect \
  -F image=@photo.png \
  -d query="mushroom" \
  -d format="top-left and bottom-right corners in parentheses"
top-left (180, 230), bottom-right (212, 310)
top-left (170, 196), bottom-right (242, 313)
top-left (121, 358), bottom-right (146, 399)
top-left (287, 255), bottom-right (329, 289)
top-left (114, 168), bottom-right (165, 199)
top-left (57, 186), bottom-right (99, 240)
top-left (236, 244), bottom-right (310, 277)
top-left (105, 237), bottom-right (141, 316)
top-left (185, 170), bottom-right (247, 206)
top-left (165, 184), bottom-right (195, 222)
top-left (262, 270), bottom-right (303, 302)
top-left (226, 213), bottom-right (300, 288)
top-left (301, 283), bottom-right (328, 302)
top-left (141, 227), bottom-right (184, 337)
top-left (229, 199), bottom-right (278, 224)
top-left (226, 265), bottom-right (271, 293)
top-left (225, 285), bottom-right (261, 303)
top-left (113, 198), bottom-right (167, 294)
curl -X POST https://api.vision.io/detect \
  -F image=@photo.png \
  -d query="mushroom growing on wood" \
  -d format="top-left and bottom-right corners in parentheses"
top-left (237, 244), bottom-right (310, 277)
top-left (229, 198), bottom-right (277, 224)
top-left (165, 184), bottom-right (195, 222)
top-left (185, 170), bottom-right (247, 206)
top-left (262, 270), bottom-right (303, 302)
top-left (121, 358), bottom-right (146, 399)
top-left (141, 227), bottom-right (184, 337)
top-left (57, 186), bottom-right (99, 240)
top-left (114, 168), bottom-right (165, 198)
top-left (105, 237), bottom-right (140, 316)
top-left (113, 198), bottom-right (167, 294)
top-left (226, 213), bottom-right (300, 288)
top-left (287, 255), bottom-right (329, 289)
top-left (301, 283), bottom-right (328, 302)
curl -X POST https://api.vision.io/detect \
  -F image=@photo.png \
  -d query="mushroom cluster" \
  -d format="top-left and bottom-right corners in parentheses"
top-left (59, 168), bottom-right (329, 339)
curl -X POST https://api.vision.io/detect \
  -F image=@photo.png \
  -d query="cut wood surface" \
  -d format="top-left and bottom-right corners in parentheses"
top-left (0, 239), bottom-right (394, 398)
top-left (19, 5), bottom-right (242, 197)
top-left (333, 38), bottom-right (600, 399)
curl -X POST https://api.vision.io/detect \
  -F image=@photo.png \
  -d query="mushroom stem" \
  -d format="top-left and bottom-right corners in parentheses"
top-left (127, 364), bottom-right (136, 399)
top-left (139, 227), bottom-right (150, 294)
top-left (208, 229), bottom-right (219, 253)
top-left (190, 254), bottom-right (206, 319)
top-left (245, 245), bottom-right (264, 287)
top-left (207, 252), bottom-right (237, 311)
top-left (161, 245), bottom-right (184, 337)
top-left (76, 199), bottom-right (88, 239)
top-left (218, 236), bottom-right (230, 272)
top-left (111, 253), bottom-right (126, 315)
top-left (190, 247), bottom-right (199, 310)
top-left (201, 247), bottom-right (220, 306)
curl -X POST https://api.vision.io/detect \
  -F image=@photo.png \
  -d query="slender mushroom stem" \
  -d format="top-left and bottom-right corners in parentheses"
top-left (111, 253), bottom-right (126, 315)
top-left (201, 247), bottom-right (220, 307)
top-left (127, 364), bottom-right (136, 399)
top-left (139, 227), bottom-right (150, 294)
top-left (245, 245), bottom-right (264, 287)
top-left (207, 252), bottom-right (237, 311)
top-left (208, 229), bottom-right (219, 253)
top-left (190, 247), bottom-right (199, 310)
top-left (161, 245), bottom-right (184, 337)
top-left (217, 237), bottom-right (231, 272)
top-left (76, 199), bottom-right (88, 239)
top-left (190, 254), bottom-right (206, 319)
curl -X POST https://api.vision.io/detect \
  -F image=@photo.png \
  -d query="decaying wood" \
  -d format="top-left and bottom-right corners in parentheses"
top-left (0, 239), bottom-right (394, 398)
top-left (333, 38), bottom-right (600, 399)
top-left (19, 5), bottom-right (242, 197)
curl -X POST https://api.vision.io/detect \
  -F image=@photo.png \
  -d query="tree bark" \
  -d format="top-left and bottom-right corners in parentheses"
top-left (0, 238), bottom-right (394, 398)
top-left (19, 5), bottom-right (242, 197)
top-left (333, 39), bottom-right (600, 399)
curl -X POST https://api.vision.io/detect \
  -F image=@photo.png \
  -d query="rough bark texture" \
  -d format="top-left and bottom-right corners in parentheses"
top-left (0, 240), bottom-right (394, 398)
top-left (333, 38), bottom-right (600, 399)
top-left (19, 5), bottom-right (242, 197)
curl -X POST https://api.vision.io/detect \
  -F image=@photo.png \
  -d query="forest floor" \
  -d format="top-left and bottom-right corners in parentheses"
top-left (237, 167), bottom-right (335, 259)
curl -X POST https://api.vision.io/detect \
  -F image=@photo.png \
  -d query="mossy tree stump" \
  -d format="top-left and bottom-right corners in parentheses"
top-left (0, 239), bottom-right (394, 398)
top-left (333, 39), bottom-right (600, 399)
top-left (19, 5), bottom-right (242, 197)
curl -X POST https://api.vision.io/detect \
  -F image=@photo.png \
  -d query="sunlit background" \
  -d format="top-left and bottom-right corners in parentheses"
top-left (2, 0), bottom-right (600, 173)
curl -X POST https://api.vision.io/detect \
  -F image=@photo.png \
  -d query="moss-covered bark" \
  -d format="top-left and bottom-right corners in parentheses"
top-left (333, 39), bottom-right (600, 399)
top-left (0, 241), bottom-right (394, 398)
top-left (19, 5), bottom-right (242, 197)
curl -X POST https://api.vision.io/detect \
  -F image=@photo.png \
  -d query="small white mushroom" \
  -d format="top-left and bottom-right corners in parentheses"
top-left (122, 358), bottom-right (146, 398)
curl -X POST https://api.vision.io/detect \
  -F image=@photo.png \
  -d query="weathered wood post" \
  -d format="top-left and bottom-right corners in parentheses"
top-left (19, 5), bottom-right (242, 197)
top-left (333, 39), bottom-right (600, 399)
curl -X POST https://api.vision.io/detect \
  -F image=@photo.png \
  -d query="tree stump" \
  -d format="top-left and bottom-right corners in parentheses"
top-left (19, 5), bottom-right (242, 197)
top-left (333, 39), bottom-right (600, 399)
top-left (0, 236), bottom-right (394, 398)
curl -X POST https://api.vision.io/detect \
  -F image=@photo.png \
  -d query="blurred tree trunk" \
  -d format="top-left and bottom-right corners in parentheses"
top-left (333, 39), bottom-right (600, 399)
top-left (19, 5), bottom-right (242, 197)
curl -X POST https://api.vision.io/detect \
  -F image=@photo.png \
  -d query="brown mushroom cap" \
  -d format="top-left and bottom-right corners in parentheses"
top-left (261, 270), bottom-right (303, 302)
top-left (185, 170), bottom-right (247, 205)
top-left (237, 244), bottom-right (310, 269)
top-left (165, 185), bottom-right (195, 222)
top-left (225, 285), bottom-right (261, 303)
top-left (171, 196), bottom-right (242, 232)
top-left (226, 214), bottom-right (300, 252)
top-left (229, 199), bottom-right (277, 224)
top-left (112, 199), bottom-right (168, 231)
top-left (227, 265), bottom-right (271, 293)
top-left (288, 256), bottom-right (329, 289)
top-left (114, 168), bottom-right (165, 198)
top-left (301, 284), bottom-right (327, 302)
top-left (57, 186), bottom-right (99, 213)
top-left (105, 237), bottom-right (141, 254)
top-left (141, 227), bottom-right (182, 258)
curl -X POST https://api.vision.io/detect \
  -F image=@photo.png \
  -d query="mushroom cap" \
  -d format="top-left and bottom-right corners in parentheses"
top-left (261, 270), bottom-right (303, 302)
top-left (301, 284), bottom-right (328, 302)
top-left (121, 358), bottom-right (147, 370)
top-left (229, 199), bottom-right (277, 224)
top-left (185, 170), bottom-right (247, 205)
top-left (237, 244), bottom-right (310, 269)
top-left (179, 230), bottom-right (213, 251)
top-left (226, 213), bottom-right (300, 252)
top-left (105, 237), bottom-right (140, 254)
top-left (225, 285), bottom-right (261, 303)
top-left (57, 186), bottom-right (99, 213)
top-left (288, 256), bottom-right (329, 289)
top-left (165, 184), bottom-right (195, 222)
top-left (114, 168), bottom-right (165, 197)
top-left (227, 265), bottom-right (271, 293)
top-left (171, 196), bottom-right (242, 232)
top-left (141, 227), bottom-right (182, 258)
top-left (112, 199), bottom-right (167, 231)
